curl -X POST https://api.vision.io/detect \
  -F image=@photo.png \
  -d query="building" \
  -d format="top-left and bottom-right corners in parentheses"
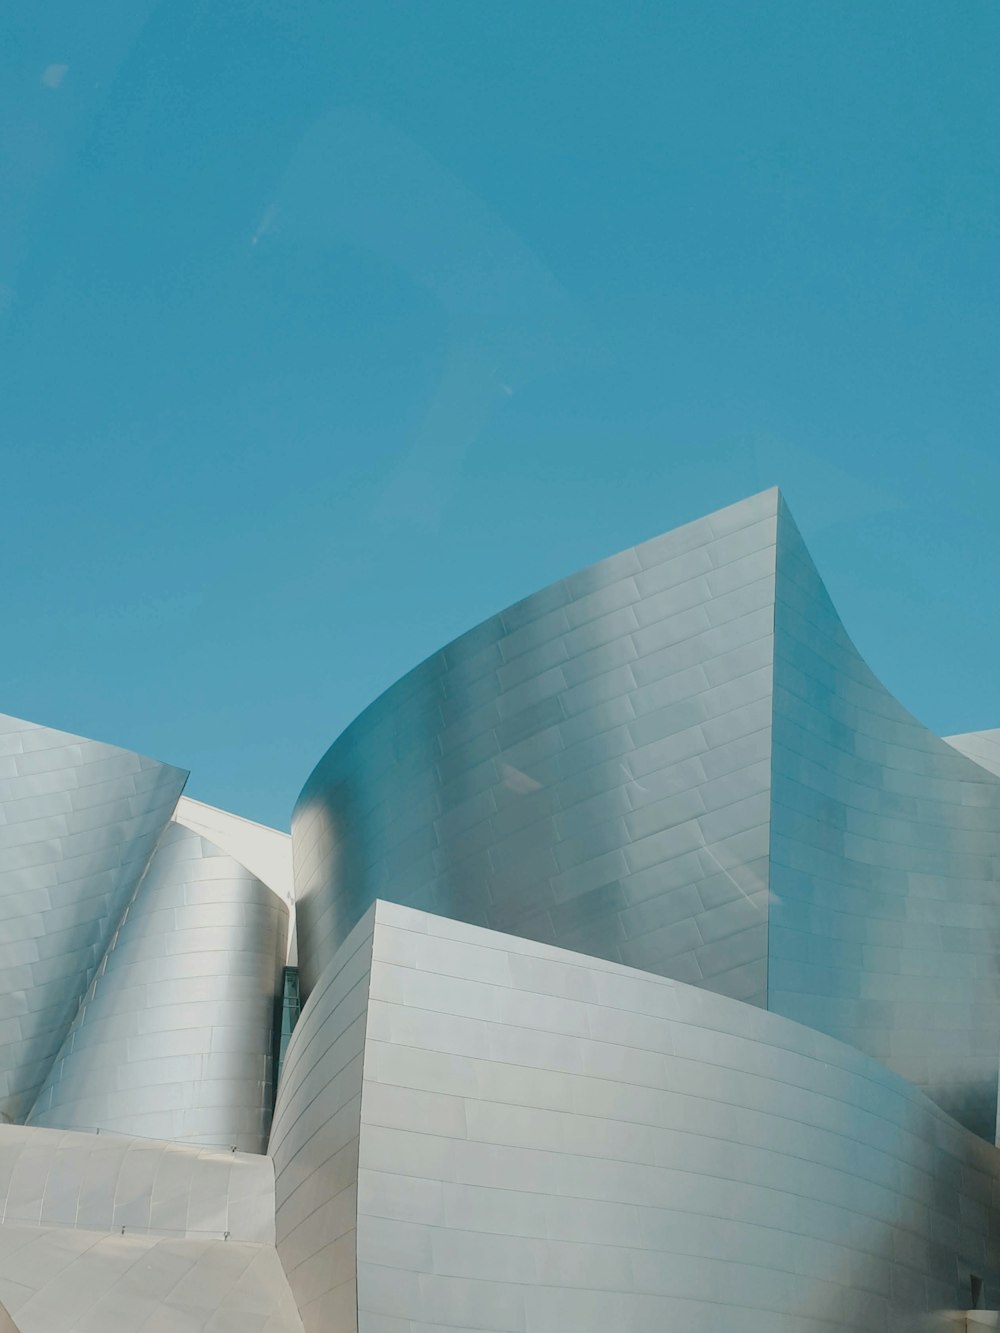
top-left (0, 488), bottom-right (996, 1331)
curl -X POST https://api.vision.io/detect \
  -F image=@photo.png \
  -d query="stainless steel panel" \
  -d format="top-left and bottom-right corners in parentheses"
top-left (0, 715), bottom-right (186, 1124)
top-left (293, 489), bottom-right (1000, 1144)
top-left (267, 912), bottom-right (377, 1333)
top-left (293, 490), bottom-right (780, 1009)
top-left (768, 498), bottom-right (1000, 1141)
top-left (27, 823), bottom-right (288, 1152)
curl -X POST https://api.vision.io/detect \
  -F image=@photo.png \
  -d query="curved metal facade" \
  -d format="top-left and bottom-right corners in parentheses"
top-left (768, 498), bottom-right (1000, 1141)
top-left (28, 822), bottom-right (288, 1152)
top-left (293, 490), bottom-right (1000, 1143)
top-left (0, 714), bottom-right (187, 1124)
top-left (273, 899), bottom-right (1000, 1332)
top-left (294, 488), bottom-right (779, 1006)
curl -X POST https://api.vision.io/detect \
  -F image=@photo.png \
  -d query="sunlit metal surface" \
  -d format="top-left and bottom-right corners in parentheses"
top-left (28, 822), bottom-right (289, 1152)
top-left (272, 899), bottom-right (1000, 1333)
top-left (294, 488), bottom-right (779, 1008)
top-left (0, 714), bottom-right (187, 1125)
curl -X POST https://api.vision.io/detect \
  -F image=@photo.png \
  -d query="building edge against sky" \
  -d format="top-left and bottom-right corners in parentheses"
top-left (294, 486), bottom-right (1000, 1141)
top-left (0, 488), bottom-right (998, 1330)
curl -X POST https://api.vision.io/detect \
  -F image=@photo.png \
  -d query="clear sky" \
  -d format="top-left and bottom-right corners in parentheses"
top-left (2, 1), bottom-right (997, 829)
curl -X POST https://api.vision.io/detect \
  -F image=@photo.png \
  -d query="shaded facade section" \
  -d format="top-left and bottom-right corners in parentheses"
top-left (275, 900), bottom-right (1000, 1332)
top-left (28, 823), bottom-right (288, 1152)
top-left (294, 489), bottom-right (778, 1008)
top-left (0, 714), bottom-right (186, 1124)
top-left (768, 499), bottom-right (1000, 1141)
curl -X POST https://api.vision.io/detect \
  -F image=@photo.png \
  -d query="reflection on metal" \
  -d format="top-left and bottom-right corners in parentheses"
top-left (0, 714), bottom-right (186, 1124)
top-left (28, 822), bottom-right (288, 1152)
top-left (3, 491), bottom-right (1000, 1330)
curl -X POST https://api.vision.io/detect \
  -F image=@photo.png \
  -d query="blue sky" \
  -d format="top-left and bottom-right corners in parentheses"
top-left (2, 1), bottom-right (997, 828)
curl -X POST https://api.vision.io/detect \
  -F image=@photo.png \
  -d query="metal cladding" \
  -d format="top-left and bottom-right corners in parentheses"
top-left (268, 911), bottom-right (373, 1332)
top-left (4, 490), bottom-right (1000, 1329)
top-left (292, 489), bottom-right (1000, 1141)
top-left (294, 488), bottom-right (779, 1008)
top-left (0, 714), bottom-right (187, 1124)
top-left (274, 900), bottom-right (1000, 1333)
top-left (28, 822), bottom-right (289, 1152)
top-left (768, 497), bottom-right (1000, 1141)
